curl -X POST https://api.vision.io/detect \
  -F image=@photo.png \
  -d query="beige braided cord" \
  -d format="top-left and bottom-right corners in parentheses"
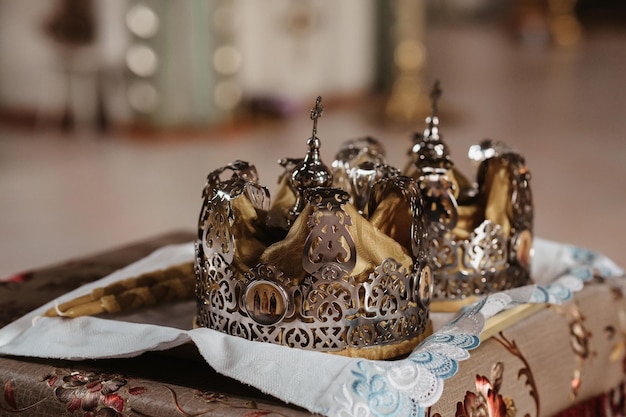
top-left (44, 262), bottom-right (195, 318)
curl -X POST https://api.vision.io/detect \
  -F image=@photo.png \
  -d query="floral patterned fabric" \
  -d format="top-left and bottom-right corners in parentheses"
top-left (0, 355), bottom-right (314, 416)
top-left (427, 279), bottom-right (626, 417)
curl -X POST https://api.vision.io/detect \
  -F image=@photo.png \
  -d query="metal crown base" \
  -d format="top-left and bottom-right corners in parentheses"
top-left (429, 220), bottom-right (532, 301)
top-left (195, 245), bottom-right (432, 359)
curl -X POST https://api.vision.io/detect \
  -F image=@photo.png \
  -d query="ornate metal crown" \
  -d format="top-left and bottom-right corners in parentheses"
top-left (404, 82), bottom-right (534, 305)
top-left (195, 97), bottom-right (433, 360)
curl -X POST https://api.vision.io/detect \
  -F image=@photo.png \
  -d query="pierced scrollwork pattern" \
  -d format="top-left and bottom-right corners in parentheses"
top-left (200, 196), bottom-right (235, 263)
top-left (195, 151), bottom-right (432, 352)
top-left (284, 327), bottom-right (313, 349)
top-left (420, 139), bottom-right (534, 301)
top-left (204, 160), bottom-right (259, 196)
top-left (420, 173), bottom-right (459, 229)
top-left (244, 182), bottom-right (271, 212)
top-left (303, 188), bottom-right (356, 279)
top-left (466, 221), bottom-right (508, 274)
top-left (195, 178), bottom-right (431, 354)
top-left (363, 259), bottom-right (409, 316)
top-left (197, 254), bottom-right (429, 351)
top-left (303, 280), bottom-right (355, 323)
top-left (430, 219), bottom-right (531, 300)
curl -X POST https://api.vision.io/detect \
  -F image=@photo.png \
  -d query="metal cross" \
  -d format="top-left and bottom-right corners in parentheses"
top-left (310, 96), bottom-right (323, 137)
top-left (430, 80), bottom-right (442, 116)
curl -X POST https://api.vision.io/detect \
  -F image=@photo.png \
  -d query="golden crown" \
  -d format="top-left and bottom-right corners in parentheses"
top-left (404, 82), bottom-right (534, 306)
top-left (194, 97), bottom-right (433, 360)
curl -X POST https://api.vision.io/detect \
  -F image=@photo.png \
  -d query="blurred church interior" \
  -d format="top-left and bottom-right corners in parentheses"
top-left (0, 0), bottom-right (625, 276)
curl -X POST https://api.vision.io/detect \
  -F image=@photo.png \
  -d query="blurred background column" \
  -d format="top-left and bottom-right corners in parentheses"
top-left (384, 0), bottom-right (430, 125)
top-left (125, 0), bottom-right (231, 128)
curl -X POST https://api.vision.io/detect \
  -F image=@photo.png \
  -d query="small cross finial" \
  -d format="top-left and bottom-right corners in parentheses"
top-left (310, 96), bottom-right (323, 137)
top-left (430, 80), bottom-right (442, 116)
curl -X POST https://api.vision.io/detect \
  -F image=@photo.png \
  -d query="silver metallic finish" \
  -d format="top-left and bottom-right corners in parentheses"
top-left (198, 164), bottom-right (270, 261)
top-left (195, 98), bottom-right (431, 352)
top-left (419, 173), bottom-right (459, 229)
top-left (404, 82), bottom-right (534, 300)
top-left (349, 162), bottom-right (378, 214)
top-left (407, 82), bottom-right (453, 172)
top-left (331, 137), bottom-right (400, 215)
top-left (424, 140), bottom-right (534, 300)
top-left (333, 137), bottom-right (386, 167)
top-left (468, 139), bottom-right (515, 164)
top-left (287, 96), bottom-right (334, 225)
top-left (302, 188), bottom-right (356, 279)
top-left (195, 178), bottom-right (431, 352)
top-left (203, 160), bottom-right (259, 200)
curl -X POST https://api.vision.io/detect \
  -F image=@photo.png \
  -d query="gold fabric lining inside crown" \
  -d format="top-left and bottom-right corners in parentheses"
top-left (437, 159), bottom-right (514, 240)
top-left (229, 191), bottom-right (269, 276)
top-left (258, 202), bottom-right (413, 284)
top-left (265, 174), bottom-right (296, 229)
top-left (479, 157), bottom-right (513, 237)
top-left (229, 176), bottom-right (415, 284)
top-left (231, 155), bottom-right (516, 284)
top-left (368, 186), bottom-right (414, 254)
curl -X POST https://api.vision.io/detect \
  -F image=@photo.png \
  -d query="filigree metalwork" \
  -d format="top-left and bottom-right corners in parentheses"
top-left (195, 179), bottom-right (431, 353)
top-left (420, 173), bottom-right (458, 228)
top-left (195, 103), bottom-right (431, 356)
top-left (405, 84), bottom-right (534, 300)
top-left (406, 82), bottom-right (452, 173)
top-left (287, 96), bottom-right (334, 225)
top-left (429, 218), bottom-right (531, 299)
top-left (424, 146), bottom-right (534, 300)
top-left (303, 188), bottom-right (355, 279)
top-left (331, 137), bottom-right (389, 213)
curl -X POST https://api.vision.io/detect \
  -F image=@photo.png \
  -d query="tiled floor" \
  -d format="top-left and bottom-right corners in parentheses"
top-left (1, 24), bottom-right (625, 277)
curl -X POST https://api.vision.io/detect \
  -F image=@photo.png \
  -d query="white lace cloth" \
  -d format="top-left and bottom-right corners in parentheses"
top-left (0, 238), bottom-right (623, 417)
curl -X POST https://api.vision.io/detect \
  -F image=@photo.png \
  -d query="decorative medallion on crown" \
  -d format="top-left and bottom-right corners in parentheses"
top-left (405, 82), bottom-right (534, 309)
top-left (195, 97), bottom-right (433, 359)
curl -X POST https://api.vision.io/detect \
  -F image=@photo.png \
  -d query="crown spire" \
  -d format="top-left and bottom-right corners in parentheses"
top-left (310, 95), bottom-right (323, 138)
top-left (406, 80), bottom-right (452, 171)
top-left (424, 80), bottom-right (441, 140)
top-left (430, 80), bottom-right (442, 116)
top-left (287, 96), bottom-right (333, 225)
